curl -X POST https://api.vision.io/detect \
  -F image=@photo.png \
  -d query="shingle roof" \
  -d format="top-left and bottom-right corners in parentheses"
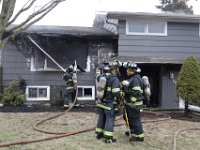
top-left (24, 25), bottom-right (117, 38)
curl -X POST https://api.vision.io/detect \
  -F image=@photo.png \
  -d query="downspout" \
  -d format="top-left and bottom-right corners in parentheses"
top-left (27, 36), bottom-right (66, 73)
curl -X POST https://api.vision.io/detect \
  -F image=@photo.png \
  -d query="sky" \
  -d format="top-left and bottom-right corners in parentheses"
top-left (13, 0), bottom-right (200, 27)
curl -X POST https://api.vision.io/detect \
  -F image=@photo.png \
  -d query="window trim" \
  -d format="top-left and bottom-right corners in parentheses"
top-left (26, 86), bottom-right (50, 101)
top-left (126, 20), bottom-right (167, 36)
top-left (30, 55), bottom-right (90, 72)
top-left (77, 86), bottom-right (95, 100)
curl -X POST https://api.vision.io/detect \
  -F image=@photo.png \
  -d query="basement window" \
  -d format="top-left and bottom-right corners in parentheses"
top-left (77, 86), bottom-right (95, 100)
top-left (26, 86), bottom-right (50, 101)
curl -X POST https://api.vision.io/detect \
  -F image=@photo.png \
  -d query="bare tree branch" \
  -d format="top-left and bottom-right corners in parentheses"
top-left (7, 0), bottom-right (37, 27)
top-left (17, 2), bottom-right (59, 32)
top-left (0, 0), bottom-right (65, 48)
top-left (3, 1), bottom-right (61, 43)
top-left (8, 0), bottom-right (65, 33)
top-left (0, 0), bottom-right (16, 27)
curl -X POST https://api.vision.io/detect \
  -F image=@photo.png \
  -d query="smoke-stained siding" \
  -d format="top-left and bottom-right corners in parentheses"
top-left (2, 41), bottom-right (95, 104)
top-left (1, 25), bottom-right (117, 105)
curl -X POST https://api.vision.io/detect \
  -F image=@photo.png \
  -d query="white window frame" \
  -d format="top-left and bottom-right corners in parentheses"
top-left (77, 86), bottom-right (95, 100)
top-left (126, 20), bottom-right (167, 36)
top-left (30, 55), bottom-right (90, 72)
top-left (26, 86), bottom-right (50, 101)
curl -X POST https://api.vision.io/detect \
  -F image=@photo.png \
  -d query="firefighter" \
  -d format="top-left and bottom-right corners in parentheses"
top-left (62, 65), bottom-right (80, 108)
top-left (122, 61), bottom-right (144, 142)
top-left (95, 61), bottom-right (121, 143)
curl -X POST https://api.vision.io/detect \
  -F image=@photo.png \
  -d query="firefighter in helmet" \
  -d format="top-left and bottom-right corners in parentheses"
top-left (62, 65), bottom-right (80, 108)
top-left (95, 60), bottom-right (121, 143)
top-left (122, 61), bottom-right (144, 142)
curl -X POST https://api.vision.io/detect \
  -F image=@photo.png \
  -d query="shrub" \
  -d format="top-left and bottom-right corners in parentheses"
top-left (176, 56), bottom-right (200, 115)
top-left (2, 80), bottom-right (26, 106)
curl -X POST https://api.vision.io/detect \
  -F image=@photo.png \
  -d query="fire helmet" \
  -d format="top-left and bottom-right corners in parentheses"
top-left (123, 61), bottom-right (141, 73)
top-left (67, 65), bottom-right (74, 72)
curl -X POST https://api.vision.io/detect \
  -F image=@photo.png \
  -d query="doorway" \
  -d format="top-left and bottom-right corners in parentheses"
top-left (139, 64), bottom-right (161, 107)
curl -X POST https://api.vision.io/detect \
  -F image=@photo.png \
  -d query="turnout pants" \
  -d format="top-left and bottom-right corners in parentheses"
top-left (64, 90), bottom-right (78, 105)
top-left (125, 105), bottom-right (144, 138)
top-left (96, 102), bottom-right (115, 138)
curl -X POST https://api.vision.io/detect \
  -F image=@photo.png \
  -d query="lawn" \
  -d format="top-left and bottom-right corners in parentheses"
top-left (0, 105), bottom-right (200, 150)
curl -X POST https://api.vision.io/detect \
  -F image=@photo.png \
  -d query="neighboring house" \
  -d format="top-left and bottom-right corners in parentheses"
top-left (1, 25), bottom-right (117, 105)
top-left (103, 12), bottom-right (200, 109)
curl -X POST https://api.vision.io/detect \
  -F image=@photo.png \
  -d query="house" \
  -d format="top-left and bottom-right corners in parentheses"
top-left (1, 25), bottom-right (117, 105)
top-left (102, 12), bottom-right (200, 109)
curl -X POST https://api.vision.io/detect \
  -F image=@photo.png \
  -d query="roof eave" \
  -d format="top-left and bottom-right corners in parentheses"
top-left (107, 12), bottom-right (200, 23)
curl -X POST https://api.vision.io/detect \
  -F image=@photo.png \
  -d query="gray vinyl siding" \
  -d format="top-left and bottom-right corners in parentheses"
top-left (116, 20), bottom-right (199, 109)
top-left (2, 42), bottom-right (95, 86)
top-left (2, 41), bottom-right (95, 103)
top-left (118, 20), bottom-right (200, 58)
top-left (161, 68), bottom-right (179, 109)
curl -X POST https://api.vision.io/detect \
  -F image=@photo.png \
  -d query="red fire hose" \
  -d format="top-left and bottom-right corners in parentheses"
top-left (0, 109), bottom-right (171, 148)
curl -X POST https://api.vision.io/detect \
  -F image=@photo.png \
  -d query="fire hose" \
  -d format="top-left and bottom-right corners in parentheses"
top-left (173, 127), bottom-right (200, 150)
top-left (0, 106), bottom-right (172, 148)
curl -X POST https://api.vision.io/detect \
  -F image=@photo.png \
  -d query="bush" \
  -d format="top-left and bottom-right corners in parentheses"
top-left (176, 56), bottom-right (200, 115)
top-left (2, 80), bottom-right (26, 106)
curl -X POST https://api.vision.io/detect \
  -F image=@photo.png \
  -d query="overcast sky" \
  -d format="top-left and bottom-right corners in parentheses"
top-left (14, 0), bottom-right (200, 27)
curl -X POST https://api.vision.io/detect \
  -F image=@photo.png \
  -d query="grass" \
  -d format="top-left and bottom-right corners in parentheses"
top-left (0, 110), bottom-right (200, 150)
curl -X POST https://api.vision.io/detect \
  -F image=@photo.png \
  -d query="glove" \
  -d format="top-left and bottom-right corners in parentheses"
top-left (122, 80), bottom-right (129, 86)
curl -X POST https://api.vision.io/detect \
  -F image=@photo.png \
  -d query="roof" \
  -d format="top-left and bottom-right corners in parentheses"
top-left (104, 56), bottom-right (200, 64)
top-left (107, 12), bottom-right (200, 23)
top-left (23, 25), bottom-right (117, 38)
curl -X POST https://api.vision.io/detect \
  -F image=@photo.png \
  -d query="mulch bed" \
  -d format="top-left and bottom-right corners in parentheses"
top-left (0, 104), bottom-right (98, 113)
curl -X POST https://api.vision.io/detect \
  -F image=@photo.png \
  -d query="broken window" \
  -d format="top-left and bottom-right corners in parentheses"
top-left (30, 36), bottom-right (87, 71)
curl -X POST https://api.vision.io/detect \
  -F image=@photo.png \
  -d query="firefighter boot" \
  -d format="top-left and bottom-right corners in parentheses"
top-left (104, 137), bottom-right (117, 143)
top-left (125, 131), bottom-right (130, 136)
top-left (130, 136), bottom-right (144, 142)
top-left (96, 133), bottom-right (103, 139)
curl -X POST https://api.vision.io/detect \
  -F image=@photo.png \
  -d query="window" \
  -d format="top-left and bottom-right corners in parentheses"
top-left (29, 38), bottom-right (87, 72)
top-left (77, 86), bottom-right (95, 100)
top-left (126, 20), bottom-right (167, 36)
top-left (128, 22), bottom-right (145, 33)
top-left (148, 22), bottom-right (166, 34)
top-left (26, 86), bottom-right (50, 101)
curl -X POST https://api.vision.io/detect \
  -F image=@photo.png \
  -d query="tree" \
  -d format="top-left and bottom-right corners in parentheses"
top-left (156, 0), bottom-right (194, 14)
top-left (176, 56), bottom-right (200, 116)
top-left (0, 0), bottom-right (65, 49)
